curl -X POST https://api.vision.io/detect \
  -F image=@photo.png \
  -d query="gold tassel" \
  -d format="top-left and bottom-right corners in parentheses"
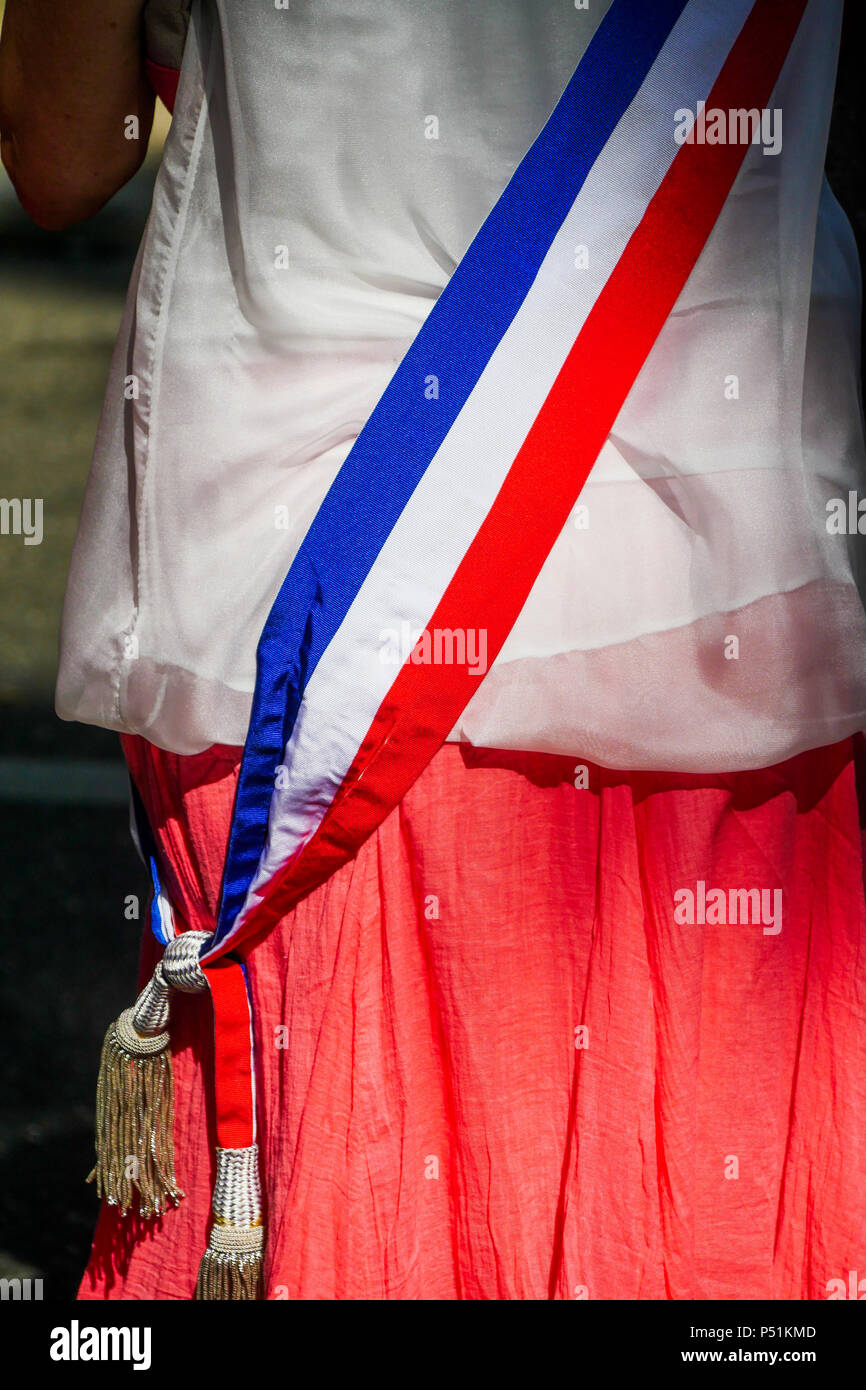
top-left (195, 1245), bottom-right (263, 1300)
top-left (87, 967), bottom-right (183, 1218)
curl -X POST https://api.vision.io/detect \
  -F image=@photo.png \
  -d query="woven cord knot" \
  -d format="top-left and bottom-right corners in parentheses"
top-left (126, 963), bottom-right (170, 1041)
top-left (161, 929), bottom-right (211, 993)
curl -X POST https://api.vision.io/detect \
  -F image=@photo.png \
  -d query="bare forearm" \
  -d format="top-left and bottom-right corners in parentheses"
top-left (0, 0), bottom-right (154, 229)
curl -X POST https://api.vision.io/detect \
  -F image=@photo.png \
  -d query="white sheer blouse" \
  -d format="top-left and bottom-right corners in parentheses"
top-left (56, 0), bottom-right (866, 770)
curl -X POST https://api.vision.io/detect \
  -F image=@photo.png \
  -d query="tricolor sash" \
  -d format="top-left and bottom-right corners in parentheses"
top-left (206, 0), bottom-right (808, 962)
top-left (93, 0), bottom-right (810, 1298)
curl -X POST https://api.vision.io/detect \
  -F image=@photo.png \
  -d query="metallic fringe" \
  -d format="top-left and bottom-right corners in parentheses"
top-left (86, 1012), bottom-right (183, 1219)
top-left (195, 1248), bottom-right (263, 1301)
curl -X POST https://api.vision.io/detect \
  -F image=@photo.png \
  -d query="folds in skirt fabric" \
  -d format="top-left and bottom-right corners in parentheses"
top-left (79, 734), bottom-right (866, 1300)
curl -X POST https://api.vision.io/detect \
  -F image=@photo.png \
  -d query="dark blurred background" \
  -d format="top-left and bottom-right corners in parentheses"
top-left (0, 7), bottom-right (864, 1300)
top-left (0, 75), bottom-right (172, 1297)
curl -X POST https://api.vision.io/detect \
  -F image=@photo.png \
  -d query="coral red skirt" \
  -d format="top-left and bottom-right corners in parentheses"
top-left (79, 735), bottom-right (866, 1300)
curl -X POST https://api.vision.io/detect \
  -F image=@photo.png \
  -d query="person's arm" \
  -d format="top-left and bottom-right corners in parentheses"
top-left (0, 0), bottom-right (154, 229)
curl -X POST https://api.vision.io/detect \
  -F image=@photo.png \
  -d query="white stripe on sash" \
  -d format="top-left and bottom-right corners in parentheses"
top-left (232, 0), bottom-right (756, 938)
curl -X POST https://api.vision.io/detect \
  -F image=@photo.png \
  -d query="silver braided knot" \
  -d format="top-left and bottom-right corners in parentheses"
top-left (161, 930), bottom-right (211, 993)
top-left (124, 932), bottom-right (210, 1048)
top-left (129, 963), bottom-right (170, 1039)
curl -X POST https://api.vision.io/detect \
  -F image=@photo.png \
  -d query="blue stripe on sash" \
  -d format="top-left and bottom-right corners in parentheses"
top-left (129, 777), bottom-right (171, 946)
top-left (213, 0), bottom-right (690, 944)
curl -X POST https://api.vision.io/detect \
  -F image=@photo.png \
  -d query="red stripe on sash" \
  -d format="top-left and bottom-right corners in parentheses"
top-left (227, 0), bottom-right (808, 954)
top-left (205, 959), bottom-right (256, 1150)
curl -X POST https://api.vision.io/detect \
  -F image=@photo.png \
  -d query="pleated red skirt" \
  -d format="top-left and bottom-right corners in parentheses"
top-left (79, 735), bottom-right (866, 1300)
